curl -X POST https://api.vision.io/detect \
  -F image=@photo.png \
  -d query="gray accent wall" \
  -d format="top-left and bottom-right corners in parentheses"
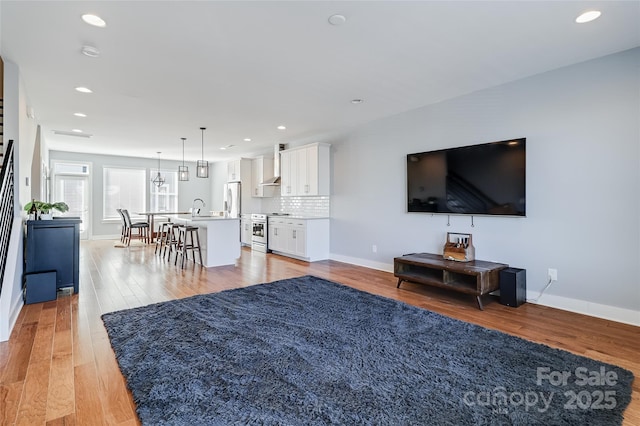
top-left (49, 150), bottom-right (212, 238)
top-left (329, 47), bottom-right (640, 312)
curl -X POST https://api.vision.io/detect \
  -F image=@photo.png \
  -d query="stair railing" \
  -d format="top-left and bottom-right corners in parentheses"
top-left (0, 139), bottom-right (15, 291)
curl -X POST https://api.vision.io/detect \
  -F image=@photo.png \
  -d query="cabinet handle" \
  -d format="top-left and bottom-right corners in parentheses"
top-left (293, 230), bottom-right (296, 239)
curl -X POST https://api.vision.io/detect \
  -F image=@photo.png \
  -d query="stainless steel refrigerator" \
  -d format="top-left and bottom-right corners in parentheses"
top-left (223, 182), bottom-right (241, 218)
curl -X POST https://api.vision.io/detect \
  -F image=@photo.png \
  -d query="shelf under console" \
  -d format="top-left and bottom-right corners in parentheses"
top-left (394, 253), bottom-right (508, 310)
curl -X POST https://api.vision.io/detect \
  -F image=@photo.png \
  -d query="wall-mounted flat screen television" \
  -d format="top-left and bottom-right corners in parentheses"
top-left (407, 138), bottom-right (526, 216)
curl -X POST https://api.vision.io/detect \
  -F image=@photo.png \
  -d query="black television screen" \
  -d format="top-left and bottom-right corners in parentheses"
top-left (407, 138), bottom-right (526, 216)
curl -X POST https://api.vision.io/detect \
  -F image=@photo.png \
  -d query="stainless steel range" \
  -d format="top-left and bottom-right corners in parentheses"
top-left (250, 213), bottom-right (290, 252)
top-left (250, 213), bottom-right (268, 252)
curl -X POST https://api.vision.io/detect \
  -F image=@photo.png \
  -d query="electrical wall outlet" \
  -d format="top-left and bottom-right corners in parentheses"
top-left (548, 268), bottom-right (558, 281)
top-left (372, 245), bottom-right (377, 253)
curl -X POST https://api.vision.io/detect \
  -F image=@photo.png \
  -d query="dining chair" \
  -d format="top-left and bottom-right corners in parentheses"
top-left (122, 209), bottom-right (150, 245)
top-left (116, 209), bottom-right (127, 243)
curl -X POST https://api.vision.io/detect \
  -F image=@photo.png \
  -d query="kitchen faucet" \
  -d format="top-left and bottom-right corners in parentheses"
top-left (192, 198), bottom-right (205, 217)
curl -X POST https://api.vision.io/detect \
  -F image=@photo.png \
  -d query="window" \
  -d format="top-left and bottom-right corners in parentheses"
top-left (150, 170), bottom-right (178, 212)
top-left (54, 162), bottom-right (89, 175)
top-left (103, 167), bottom-right (146, 220)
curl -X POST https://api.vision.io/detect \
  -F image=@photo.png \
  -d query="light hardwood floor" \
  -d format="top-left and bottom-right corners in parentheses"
top-left (0, 240), bottom-right (638, 425)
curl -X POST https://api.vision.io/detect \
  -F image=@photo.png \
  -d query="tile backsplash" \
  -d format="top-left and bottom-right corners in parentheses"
top-left (262, 194), bottom-right (330, 217)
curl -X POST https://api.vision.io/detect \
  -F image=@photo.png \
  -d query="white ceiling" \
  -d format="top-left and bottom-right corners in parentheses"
top-left (2, 1), bottom-right (639, 163)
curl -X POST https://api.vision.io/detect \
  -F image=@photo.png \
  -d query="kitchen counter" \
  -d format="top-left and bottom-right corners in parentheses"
top-left (170, 214), bottom-right (237, 222)
top-left (169, 215), bottom-right (240, 267)
top-left (266, 216), bottom-right (330, 261)
top-left (267, 215), bottom-right (330, 220)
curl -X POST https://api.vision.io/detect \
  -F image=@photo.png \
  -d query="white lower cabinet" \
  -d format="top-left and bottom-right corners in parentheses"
top-left (268, 218), bottom-right (329, 261)
top-left (284, 220), bottom-right (306, 258)
top-left (240, 215), bottom-right (252, 246)
top-left (268, 218), bottom-right (286, 253)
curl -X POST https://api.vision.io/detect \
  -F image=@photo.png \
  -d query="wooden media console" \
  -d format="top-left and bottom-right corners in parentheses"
top-left (394, 253), bottom-right (508, 310)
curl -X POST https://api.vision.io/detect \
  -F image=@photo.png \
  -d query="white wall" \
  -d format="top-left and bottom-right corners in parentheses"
top-left (210, 161), bottom-right (228, 212)
top-left (330, 48), bottom-right (640, 319)
top-left (0, 59), bottom-right (38, 340)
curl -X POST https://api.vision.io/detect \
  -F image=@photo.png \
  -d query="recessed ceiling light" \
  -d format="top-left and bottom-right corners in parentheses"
top-left (576, 10), bottom-right (601, 23)
top-left (72, 129), bottom-right (83, 133)
top-left (220, 144), bottom-right (235, 150)
top-left (351, 99), bottom-right (364, 104)
top-left (277, 125), bottom-right (286, 130)
top-left (74, 112), bottom-right (87, 117)
top-left (328, 14), bottom-right (347, 26)
top-left (243, 138), bottom-right (252, 142)
top-left (75, 86), bottom-right (93, 93)
top-left (82, 14), bottom-right (106, 28)
top-left (81, 45), bottom-right (100, 58)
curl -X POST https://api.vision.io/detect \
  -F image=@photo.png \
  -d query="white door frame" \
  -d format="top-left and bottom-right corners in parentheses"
top-left (51, 160), bottom-right (93, 240)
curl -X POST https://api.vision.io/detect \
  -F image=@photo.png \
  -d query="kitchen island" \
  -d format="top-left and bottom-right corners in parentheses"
top-left (168, 215), bottom-right (240, 267)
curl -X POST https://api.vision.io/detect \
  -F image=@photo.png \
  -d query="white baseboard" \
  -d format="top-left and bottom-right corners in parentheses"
top-left (0, 218), bottom-right (25, 342)
top-left (329, 253), bottom-right (393, 273)
top-left (527, 292), bottom-right (640, 327)
top-left (329, 253), bottom-right (640, 327)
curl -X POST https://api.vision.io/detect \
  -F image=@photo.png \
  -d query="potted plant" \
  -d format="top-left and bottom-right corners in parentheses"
top-left (24, 200), bottom-right (70, 220)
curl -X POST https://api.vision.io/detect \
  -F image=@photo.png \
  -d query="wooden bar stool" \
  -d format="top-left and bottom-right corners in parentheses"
top-left (174, 225), bottom-right (203, 268)
top-left (163, 224), bottom-right (181, 261)
top-left (155, 222), bottom-right (171, 255)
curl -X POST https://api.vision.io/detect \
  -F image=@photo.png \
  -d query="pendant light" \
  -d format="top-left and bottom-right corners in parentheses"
top-left (151, 151), bottom-right (165, 187)
top-left (178, 137), bottom-right (189, 181)
top-left (197, 127), bottom-right (209, 178)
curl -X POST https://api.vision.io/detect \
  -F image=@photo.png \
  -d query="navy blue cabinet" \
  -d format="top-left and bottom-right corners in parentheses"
top-left (25, 219), bottom-right (81, 294)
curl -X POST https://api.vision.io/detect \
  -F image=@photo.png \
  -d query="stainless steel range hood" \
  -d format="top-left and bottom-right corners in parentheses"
top-left (260, 144), bottom-right (285, 185)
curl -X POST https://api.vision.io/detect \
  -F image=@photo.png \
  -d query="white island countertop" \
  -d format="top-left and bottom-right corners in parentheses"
top-left (168, 215), bottom-right (240, 267)
top-left (266, 215), bottom-right (330, 220)
top-left (169, 214), bottom-right (238, 222)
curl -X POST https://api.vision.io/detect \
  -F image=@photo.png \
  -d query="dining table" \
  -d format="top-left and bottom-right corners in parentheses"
top-left (137, 211), bottom-right (190, 243)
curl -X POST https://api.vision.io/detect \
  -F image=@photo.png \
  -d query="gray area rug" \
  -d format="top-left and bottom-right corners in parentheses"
top-left (102, 275), bottom-right (633, 425)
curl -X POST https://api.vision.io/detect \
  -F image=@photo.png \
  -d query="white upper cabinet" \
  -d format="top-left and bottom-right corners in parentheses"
top-left (280, 149), bottom-right (293, 196)
top-left (227, 158), bottom-right (241, 182)
top-left (251, 156), bottom-right (275, 198)
top-left (227, 159), bottom-right (241, 182)
top-left (227, 158), bottom-right (252, 183)
top-left (280, 143), bottom-right (330, 196)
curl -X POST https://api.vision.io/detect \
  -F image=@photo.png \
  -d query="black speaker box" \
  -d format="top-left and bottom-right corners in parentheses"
top-left (24, 270), bottom-right (57, 304)
top-left (499, 267), bottom-right (526, 307)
